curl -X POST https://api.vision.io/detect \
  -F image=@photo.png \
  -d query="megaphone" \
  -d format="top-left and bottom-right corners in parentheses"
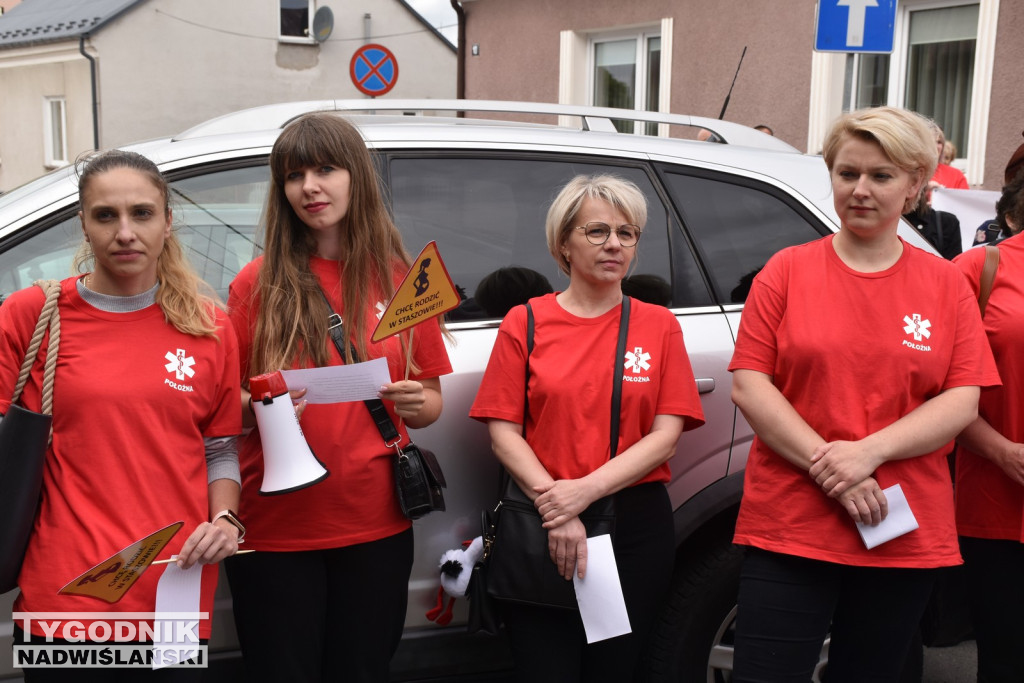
top-left (250, 371), bottom-right (330, 495)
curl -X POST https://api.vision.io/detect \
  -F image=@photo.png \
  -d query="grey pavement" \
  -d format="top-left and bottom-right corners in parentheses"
top-left (923, 641), bottom-right (976, 682)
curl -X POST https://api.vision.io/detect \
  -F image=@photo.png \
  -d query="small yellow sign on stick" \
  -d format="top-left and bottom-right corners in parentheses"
top-left (371, 241), bottom-right (460, 343)
top-left (58, 522), bottom-right (183, 603)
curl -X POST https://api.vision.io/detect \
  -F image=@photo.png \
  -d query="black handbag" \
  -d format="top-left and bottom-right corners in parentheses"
top-left (1, 280), bottom-right (60, 594)
top-left (480, 297), bottom-right (631, 610)
top-left (321, 292), bottom-right (446, 520)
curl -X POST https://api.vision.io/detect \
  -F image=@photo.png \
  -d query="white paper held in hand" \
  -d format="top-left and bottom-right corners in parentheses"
top-left (856, 483), bottom-right (919, 550)
top-left (572, 534), bottom-right (631, 643)
top-left (152, 558), bottom-right (204, 669)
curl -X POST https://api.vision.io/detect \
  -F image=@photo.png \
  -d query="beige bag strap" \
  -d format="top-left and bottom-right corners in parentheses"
top-left (12, 280), bottom-right (61, 423)
top-left (978, 246), bottom-right (1000, 319)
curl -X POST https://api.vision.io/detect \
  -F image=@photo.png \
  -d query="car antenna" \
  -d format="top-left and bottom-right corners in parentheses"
top-left (718, 46), bottom-right (747, 120)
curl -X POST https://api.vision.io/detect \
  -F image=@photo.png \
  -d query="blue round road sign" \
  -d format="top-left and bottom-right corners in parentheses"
top-left (350, 44), bottom-right (398, 97)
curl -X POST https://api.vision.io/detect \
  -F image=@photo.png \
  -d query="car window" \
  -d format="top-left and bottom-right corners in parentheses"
top-left (385, 155), bottom-right (697, 319)
top-left (0, 165), bottom-right (268, 305)
top-left (661, 169), bottom-right (830, 304)
top-left (0, 213), bottom-right (81, 301)
top-left (167, 165), bottom-right (269, 298)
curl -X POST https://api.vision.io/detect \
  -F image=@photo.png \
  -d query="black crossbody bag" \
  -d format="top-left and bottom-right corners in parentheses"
top-left (480, 296), bottom-right (631, 610)
top-left (321, 294), bottom-right (446, 520)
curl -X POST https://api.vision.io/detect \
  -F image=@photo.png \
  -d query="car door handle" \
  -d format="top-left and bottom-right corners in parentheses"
top-left (695, 378), bottom-right (715, 394)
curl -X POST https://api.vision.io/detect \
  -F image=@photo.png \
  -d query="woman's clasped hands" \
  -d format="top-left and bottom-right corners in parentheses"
top-left (534, 479), bottom-right (597, 581)
top-left (809, 441), bottom-right (888, 526)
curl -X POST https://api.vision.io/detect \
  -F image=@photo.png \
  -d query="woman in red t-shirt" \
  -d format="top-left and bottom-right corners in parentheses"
top-left (2, 150), bottom-right (242, 680)
top-left (225, 114), bottom-right (451, 682)
top-left (954, 172), bottom-right (1024, 682)
top-left (471, 175), bottom-right (705, 682)
top-left (729, 107), bottom-right (998, 682)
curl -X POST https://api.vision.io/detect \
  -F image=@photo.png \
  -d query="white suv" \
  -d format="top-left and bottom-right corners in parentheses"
top-left (0, 100), bottom-right (937, 681)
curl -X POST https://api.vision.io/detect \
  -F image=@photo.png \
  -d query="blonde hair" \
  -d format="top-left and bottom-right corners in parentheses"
top-left (74, 150), bottom-right (220, 338)
top-left (822, 107), bottom-right (937, 212)
top-left (545, 174), bottom-right (648, 276)
top-left (250, 113), bottom-right (415, 375)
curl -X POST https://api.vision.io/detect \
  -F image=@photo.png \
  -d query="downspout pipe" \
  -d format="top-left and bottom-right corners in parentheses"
top-left (450, 0), bottom-right (465, 116)
top-left (79, 34), bottom-right (99, 150)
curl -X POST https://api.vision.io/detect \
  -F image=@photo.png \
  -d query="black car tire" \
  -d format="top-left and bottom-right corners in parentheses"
top-left (646, 539), bottom-right (744, 683)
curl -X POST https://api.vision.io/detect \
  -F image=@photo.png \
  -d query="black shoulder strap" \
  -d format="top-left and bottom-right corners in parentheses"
top-left (522, 303), bottom-right (534, 439)
top-left (609, 296), bottom-right (631, 458)
top-left (322, 292), bottom-right (401, 446)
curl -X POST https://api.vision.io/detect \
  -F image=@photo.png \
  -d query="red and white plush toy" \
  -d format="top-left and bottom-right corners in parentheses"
top-left (426, 536), bottom-right (484, 626)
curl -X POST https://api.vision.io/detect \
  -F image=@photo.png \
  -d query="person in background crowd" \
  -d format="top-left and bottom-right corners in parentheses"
top-left (3, 149), bottom-right (242, 682)
top-left (953, 170), bottom-right (1024, 683)
top-left (943, 140), bottom-right (957, 165)
top-left (974, 132), bottom-right (1024, 246)
top-left (226, 113), bottom-right (452, 682)
top-left (470, 174), bottom-right (705, 682)
top-left (754, 124), bottom-right (774, 136)
top-left (729, 106), bottom-right (999, 682)
top-left (930, 123), bottom-right (969, 190)
top-left (903, 183), bottom-right (962, 260)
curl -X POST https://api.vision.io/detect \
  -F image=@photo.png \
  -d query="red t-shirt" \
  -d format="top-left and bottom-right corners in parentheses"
top-left (954, 234), bottom-right (1024, 541)
top-left (933, 164), bottom-right (969, 190)
top-left (729, 235), bottom-right (999, 567)
top-left (228, 256), bottom-right (452, 551)
top-left (0, 278), bottom-right (240, 638)
top-left (469, 294), bottom-right (705, 484)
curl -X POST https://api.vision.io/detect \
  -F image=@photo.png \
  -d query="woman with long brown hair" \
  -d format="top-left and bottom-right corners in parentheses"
top-left (225, 113), bottom-right (451, 682)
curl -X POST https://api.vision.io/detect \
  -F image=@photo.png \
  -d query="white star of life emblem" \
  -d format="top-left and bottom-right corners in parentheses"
top-left (903, 314), bottom-right (932, 341)
top-left (624, 347), bottom-right (651, 374)
top-left (164, 349), bottom-right (196, 380)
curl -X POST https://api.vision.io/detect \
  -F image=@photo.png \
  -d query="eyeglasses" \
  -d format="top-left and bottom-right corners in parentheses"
top-left (573, 222), bottom-right (642, 247)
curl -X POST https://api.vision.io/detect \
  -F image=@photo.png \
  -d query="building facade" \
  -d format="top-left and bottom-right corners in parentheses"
top-left (460, 0), bottom-right (1022, 190)
top-left (0, 0), bottom-right (456, 191)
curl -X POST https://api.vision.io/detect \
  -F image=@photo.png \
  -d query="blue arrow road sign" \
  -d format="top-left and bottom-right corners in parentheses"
top-left (815, 0), bottom-right (898, 53)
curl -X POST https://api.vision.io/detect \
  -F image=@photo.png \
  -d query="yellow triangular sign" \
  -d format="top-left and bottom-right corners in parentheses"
top-left (58, 521), bottom-right (183, 603)
top-left (371, 241), bottom-right (460, 343)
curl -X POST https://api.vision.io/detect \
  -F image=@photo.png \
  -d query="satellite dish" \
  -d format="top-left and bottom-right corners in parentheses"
top-left (313, 7), bottom-right (334, 42)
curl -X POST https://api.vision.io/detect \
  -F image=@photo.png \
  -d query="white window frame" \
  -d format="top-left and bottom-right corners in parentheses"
top-left (587, 28), bottom-right (660, 135)
top-left (279, 0), bottom-right (315, 44)
top-left (808, 0), bottom-right (997, 183)
top-left (558, 19), bottom-right (673, 136)
top-left (43, 96), bottom-right (68, 170)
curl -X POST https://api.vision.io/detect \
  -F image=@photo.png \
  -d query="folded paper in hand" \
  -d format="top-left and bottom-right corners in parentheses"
top-left (856, 483), bottom-right (919, 550)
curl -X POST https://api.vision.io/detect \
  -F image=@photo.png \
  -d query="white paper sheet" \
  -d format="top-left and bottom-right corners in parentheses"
top-left (856, 483), bottom-right (919, 550)
top-left (573, 534), bottom-right (631, 643)
top-left (281, 357), bottom-right (391, 404)
top-left (152, 559), bottom-right (203, 670)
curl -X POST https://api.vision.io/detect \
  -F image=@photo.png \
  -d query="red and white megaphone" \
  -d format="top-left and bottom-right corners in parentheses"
top-left (249, 371), bottom-right (330, 495)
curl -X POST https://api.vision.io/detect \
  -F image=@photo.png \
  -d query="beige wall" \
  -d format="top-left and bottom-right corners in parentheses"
top-left (463, 0), bottom-right (815, 149)
top-left (91, 0), bottom-right (455, 149)
top-left (984, 2), bottom-right (1024, 188)
top-left (0, 46), bottom-right (92, 192)
top-left (0, 0), bottom-right (455, 190)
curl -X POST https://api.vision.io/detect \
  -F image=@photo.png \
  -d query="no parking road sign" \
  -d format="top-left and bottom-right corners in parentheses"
top-left (350, 43), bottom-right (399, 97)
top-left (815, 0), bottom-right (898, 53)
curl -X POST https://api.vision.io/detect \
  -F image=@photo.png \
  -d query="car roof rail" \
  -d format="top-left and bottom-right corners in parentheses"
top-left (174, 99), bottom-right (798, 152)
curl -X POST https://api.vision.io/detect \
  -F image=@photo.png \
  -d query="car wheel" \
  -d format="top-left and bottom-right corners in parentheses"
top-left (646, 539), bottom-right (743, 682)
top-left (645, 540), bottom-right (829, 682)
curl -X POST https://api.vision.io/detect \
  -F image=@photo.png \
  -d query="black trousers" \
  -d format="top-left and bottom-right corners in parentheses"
top-left (499, 482), bottom-right (674, 683)
top-left (224, 528), bottom-right (413, 683)
top-left (960, 536), bottom-right (1024, 683)
top-left (732, 547), bottom-right (936, 683)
